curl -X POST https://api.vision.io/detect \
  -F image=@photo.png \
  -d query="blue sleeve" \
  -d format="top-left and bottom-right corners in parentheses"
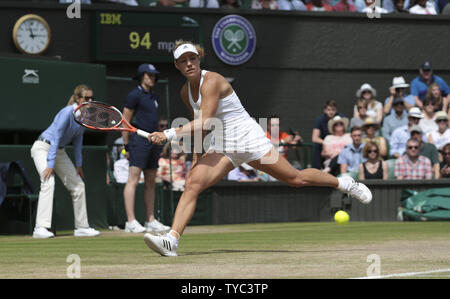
top-left (337, 149), bottom-right (348, 165)
top-left (47, 109), bottom-right (70, 169)
top-left (410, 79), bottom-right (419, 97)
top-left (124, 90), bottom-right (139, 110)
top-left (436, 76), bottom-right (450, 96)
top-left (72, 132), bottom-right (84, 168)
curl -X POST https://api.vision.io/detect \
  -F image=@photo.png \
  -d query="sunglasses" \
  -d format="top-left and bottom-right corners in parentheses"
top-left (81, 96), bottom-right (94, 101)
top-left (443, 152), bottom-right (450, 156)
top-left (158, 123), bottom-right (169, 128)
top-left (437, 119), bottom-right (448, 123)
top-left (368, 150), bottom-right (378, 154)
top-left (407, 146), bottom-right (419, 150)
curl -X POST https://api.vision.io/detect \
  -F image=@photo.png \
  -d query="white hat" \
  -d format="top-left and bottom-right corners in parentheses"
top-left (173, 43), bottom-right (199, 60)
top-left (435, 111), bottom-right (449, 121)
top-left (390, 76), bottom-right (410, 89)
top-left (356, 83), bottom-right (377, 98)
top-left (408, 107), bottom-right (424, 119)
top-left (240, 163), bottom-right (253, 171)
top-left (328, 115), bottom-right (349, 134)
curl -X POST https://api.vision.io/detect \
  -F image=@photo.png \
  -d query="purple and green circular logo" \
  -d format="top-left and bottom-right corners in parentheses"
top-left (212, 15), bottom-right (256, 66)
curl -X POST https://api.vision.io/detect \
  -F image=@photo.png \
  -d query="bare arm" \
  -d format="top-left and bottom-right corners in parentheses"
top-left (312, 128), bottom-right (323, 144)
top-left (433, 163), bottom-right (441, 179)
top-left (382, 161), bottom-right (389, 180)
top-left (358, 163), bottom-right (365, 180)
top-left (414, 96), bottom-right (423, 109)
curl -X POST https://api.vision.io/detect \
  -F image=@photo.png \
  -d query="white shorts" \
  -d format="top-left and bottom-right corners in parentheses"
top-left (208, 116), bottom-right (273, 167)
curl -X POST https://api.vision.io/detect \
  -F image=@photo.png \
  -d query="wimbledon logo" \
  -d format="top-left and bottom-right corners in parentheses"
top-left (212, 15), bottom-right (256, 66)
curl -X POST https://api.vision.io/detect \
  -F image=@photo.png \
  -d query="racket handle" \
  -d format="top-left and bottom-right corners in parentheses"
top-left (136, 129), bottom-right (150, 139)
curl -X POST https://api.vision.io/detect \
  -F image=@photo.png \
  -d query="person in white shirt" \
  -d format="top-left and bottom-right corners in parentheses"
top-left (427, 111), bottom-right (450, 150)
top-left (419, 98), bottom-right (438, 136)
top-left (409, 0), bottom-right (437, 14)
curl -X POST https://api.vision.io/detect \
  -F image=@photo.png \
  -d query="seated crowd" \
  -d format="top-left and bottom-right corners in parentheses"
top-left (60, 0), bottom-right (450, 14)
top-left (312, 61), bottom-right (450, 180)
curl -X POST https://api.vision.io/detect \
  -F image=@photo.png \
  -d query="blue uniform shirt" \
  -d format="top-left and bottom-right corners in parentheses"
top-left (410, 75), bottom-right (450, 102)
top-left (41, 104), bottom-right (85, 169)
top-left (124, 85), bottom-right (159, 133)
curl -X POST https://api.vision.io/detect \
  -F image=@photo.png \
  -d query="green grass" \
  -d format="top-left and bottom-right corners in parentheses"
top-left (1, 222), bottom-right (450, 278)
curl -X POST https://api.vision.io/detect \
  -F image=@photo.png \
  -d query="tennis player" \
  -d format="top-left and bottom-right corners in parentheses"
top-left (30, 84), bottom-right (100, 238)
top-left (144, 41), bottom-right (372, 256)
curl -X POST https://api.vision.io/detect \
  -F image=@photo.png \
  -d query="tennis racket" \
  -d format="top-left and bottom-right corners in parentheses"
top-left (73, 101), bottom-right (150, 138)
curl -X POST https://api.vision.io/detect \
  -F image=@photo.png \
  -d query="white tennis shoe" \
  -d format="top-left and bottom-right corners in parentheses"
top-left (33, 227), bottom-right (54, 239)
top-left (339, 176), bottom-right (372, 204)
top-left (74, 227), bottom-right (100, 237)
top-left (144, 233), bottom-right (178, 257)
top-left (144, 219), bottom-right (170, 233)
top-left (125, 219), bottom-right (146, 233)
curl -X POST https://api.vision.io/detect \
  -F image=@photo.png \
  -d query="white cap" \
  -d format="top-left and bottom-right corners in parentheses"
top-left (173, 43), bottom-right (199, 60)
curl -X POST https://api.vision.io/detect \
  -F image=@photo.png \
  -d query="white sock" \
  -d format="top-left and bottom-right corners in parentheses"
top-left (168, 230), bottom-right (180, 243)
top-left (337, 177), bottom-right (352, 192)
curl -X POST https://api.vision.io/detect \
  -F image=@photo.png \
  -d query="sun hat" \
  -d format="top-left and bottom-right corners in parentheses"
top-left (361, 117), bottom-right (380, 130)
top-left (328, 116), bottom-right (349, 134)
top-left (435, 111), bottom-right (449, 122)
top-left (173, 43), bottom-right (199, 60)
top-left (356, 83), bottom-right (377, 98)
top-left (390, 76), bottom-right (410, 89)
top-left (408, 107), bottom-right (424, 119)
top-left (408, 125), bottom-right (423, 134)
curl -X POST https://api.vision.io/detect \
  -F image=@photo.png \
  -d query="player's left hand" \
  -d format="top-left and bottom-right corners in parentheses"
top-left (148, 132), bottom-right (167, 145)
top-left (76, 167), bottom-right (85, 180)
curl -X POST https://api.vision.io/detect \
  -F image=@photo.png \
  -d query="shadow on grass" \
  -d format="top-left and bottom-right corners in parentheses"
top-left (181, 248), bottom-right (367, 256)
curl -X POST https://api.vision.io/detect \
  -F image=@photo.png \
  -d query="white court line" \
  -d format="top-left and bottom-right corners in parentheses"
top-left (350, 268), bottom-right (450, 279)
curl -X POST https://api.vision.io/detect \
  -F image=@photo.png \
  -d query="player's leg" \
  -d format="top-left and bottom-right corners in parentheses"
top-left (171, 152), bottom-right (234, 235)
top-left (248, 147), bottom-right (372, 203)
top-left (144, 152), bottom-right (234, 256)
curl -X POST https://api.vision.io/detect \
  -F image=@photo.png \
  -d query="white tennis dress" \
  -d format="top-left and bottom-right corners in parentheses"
top-left (188, 70), bottom-right (273, 166)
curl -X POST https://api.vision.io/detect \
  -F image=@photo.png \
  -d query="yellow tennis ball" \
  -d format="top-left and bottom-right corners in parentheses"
top-left (121, 149), bottom-right (127, 155)
top-left (334, 210), bottom-right (349, 225)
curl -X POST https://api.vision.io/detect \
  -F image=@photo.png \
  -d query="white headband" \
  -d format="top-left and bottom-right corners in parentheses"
top-left (173, 43), bottom-right (199, 60)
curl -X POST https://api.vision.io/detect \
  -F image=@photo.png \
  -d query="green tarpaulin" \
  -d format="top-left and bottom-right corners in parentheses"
top-left (398, 188), bottom-right (450, 221)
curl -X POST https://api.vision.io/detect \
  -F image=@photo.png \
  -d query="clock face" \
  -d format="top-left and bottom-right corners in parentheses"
top-left (13, 15), bottom-right (51, 55)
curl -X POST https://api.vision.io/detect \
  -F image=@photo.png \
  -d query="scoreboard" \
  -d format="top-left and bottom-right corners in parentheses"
top-left (93, 11), bottom-right (203, 62)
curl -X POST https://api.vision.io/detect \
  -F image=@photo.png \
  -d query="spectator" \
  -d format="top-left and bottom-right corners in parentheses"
top-left (306, 0), bottom-right (333, 10)
top-left (30, 84), bottom-right (99, 238)
top-left (122, 64), bottom-right (170, 234)
top-left (391, 0), bottom-right (409, 12)
top-left (427, 111), bottom-right (450, 151)
top-left (409, 0), bottom-right (437, 14)
top-left (361, 0), bottom-right (389, 14)
top-left (354, 83), bottom-right (383, 124)
top-left (251, 0), bottom-right (279, 9)
top-left (381, 0), bottom-right (410, 12)
top-left (312, 100), bottom-right (343, 169)
top-left (322, 116), bottom-right (352, 175)
top-left (426, 83), bottom-right (445, 112)
top-left (338, 126), bottom-right (366, 176)
top-left (221, 0), bottom-right (241, 8)
top-left (227, 163), bottom-right (260, 181)
top-left (410, 61), bottom-right (450, 108)
top-left (266, 116), bottom-right (302, 159)
top-left (362, 117), bottom-right (388, 158)
top-left (359, 141), bottom-right (389, 180)
top-left (157, 143), bottom-right (187, 191)
top-left (277, 0), bottom-right (307, 10)
top-left (383, 77), bottom-right (415, 116)
top-left (114, 153), bottom-right (145, 184)
top-left (440, 143), bottom-right (450, 178)
top-left (332, 0), bottom-right (357, 11)
top-left (409, 125), bottom-right (441, 178)
top-left (189, 0), bottom-right (220, 7)
top-left (419, 97), bottom-right (438, 136)
top-left (394, 138), bottom-right (432, 180)
top-left (390, 107), bottom-right (424, 158)
top-left (350, 99), bottom-right (370, 129)
top-left (382, 97), bottom-right (408, 141)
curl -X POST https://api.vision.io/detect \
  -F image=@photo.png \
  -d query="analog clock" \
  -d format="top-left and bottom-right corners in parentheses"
top-left (12, 14), bottom-right (51, 55)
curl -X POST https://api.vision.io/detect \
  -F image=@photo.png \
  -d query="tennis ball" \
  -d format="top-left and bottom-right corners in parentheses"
top-left (121, 149), bottom-right (127, 155)
top-left (334, 210), bottom-right (349, 225)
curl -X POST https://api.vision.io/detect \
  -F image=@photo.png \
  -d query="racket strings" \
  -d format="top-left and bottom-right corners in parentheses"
top-left (76, 103), bottom-right (122, 129)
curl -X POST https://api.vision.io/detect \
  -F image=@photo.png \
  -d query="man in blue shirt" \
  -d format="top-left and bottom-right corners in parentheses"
top-left (338, 126), bottom-right (366, 175)
top-left (382, 97), bottom-right (409, 141)
top-left (122, 64), bottom-right (170, 233)
top-left (410, 61), bottom-right (450, 108)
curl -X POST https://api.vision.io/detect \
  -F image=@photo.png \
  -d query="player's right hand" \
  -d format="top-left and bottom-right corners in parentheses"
top-left (42, 167), bottom-right (54, 180)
